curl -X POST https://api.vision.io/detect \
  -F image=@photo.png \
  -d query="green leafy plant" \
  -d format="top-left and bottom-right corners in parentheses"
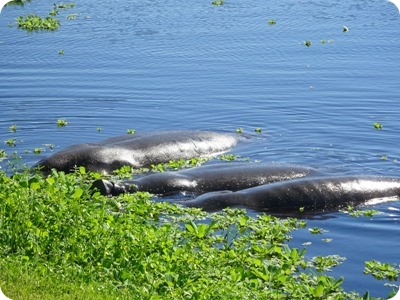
top-left (255, 127), bottom-right (262, 133)
top-left (268, 19), bottom-right (276, 25)
top-left (236, 127), bottom-right (243, 134)
top-left (341, 206), bottom-right (379, 217)
top-left (56, 119), bottom-right (69, 127)
top-left (113, 165), bottom-right (135, 179)
top-left (5, 0), bottom-right (31, 6)
top-left (48, 7), bottom-right (59, 16)
top-left (53, 2), bottom-right (75, 10)
top-left (308, 227), bottom-right (327, 234)
top-left (219, 154), bottom-right (238, 161)
top-left (127, 128), bottom-right (136, 134)
top-left (364, 260), bottom-right (400, 281)
top-left (13, 2), bottom-right (75, 32)
top-left (212, 0), bottom-right (224, 5)
top-left (0, 150), bottom-right (7, 161)
top-left (16, 14), bottom-right (60, 31)
top-left (374, 122), bottom-right (383, 130)
top-left (308, 255), bottom-right (346, 272)
top-left (0, 157), bottom-right (393, 298)
top-left (66, 13), bottom-right (78, 20)
top-left (33, 148), bottom-right (44, 154)
top-left (5, 139), bottom-right (16, 147)
top-left (304, 40), bottom-right (312, 47)
top-left (150, 157), bottom-right (208, 173)
top-left (8, 125), bottom-right (17, 133)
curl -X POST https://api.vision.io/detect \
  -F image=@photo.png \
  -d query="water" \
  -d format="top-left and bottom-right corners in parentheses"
top-left (0, 0), bottom-right (399, 297)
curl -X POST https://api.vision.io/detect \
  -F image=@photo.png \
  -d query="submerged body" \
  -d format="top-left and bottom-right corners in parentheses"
top-left (135, 162), bottom-right (318, 194)
top-left (34, 130), bottom-right (238, 174)
top-left (94, 162), bottom-right (318, 196)
top-left (181, 176), bottom-right (400, 212)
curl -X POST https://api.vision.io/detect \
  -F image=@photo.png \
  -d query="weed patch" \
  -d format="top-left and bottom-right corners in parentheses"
top-left (0, 167), bottom-right (386, 298)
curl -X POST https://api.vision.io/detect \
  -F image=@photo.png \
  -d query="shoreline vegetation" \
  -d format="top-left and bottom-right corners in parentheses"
top-left (0, 158), bottom-right (398, 299)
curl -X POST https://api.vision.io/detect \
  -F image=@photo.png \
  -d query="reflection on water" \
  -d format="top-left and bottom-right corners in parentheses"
top-left (0, 0), bottom-right (399, 297)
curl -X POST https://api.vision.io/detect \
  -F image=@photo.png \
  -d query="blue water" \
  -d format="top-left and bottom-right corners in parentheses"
top-left (0, 0), bottom-right (399, 297)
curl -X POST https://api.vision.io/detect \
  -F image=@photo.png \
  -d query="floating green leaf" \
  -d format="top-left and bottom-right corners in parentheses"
top-left (212, 0), bottom-right (224, 5)
top-left (57, 119), bottom-right (69, 127)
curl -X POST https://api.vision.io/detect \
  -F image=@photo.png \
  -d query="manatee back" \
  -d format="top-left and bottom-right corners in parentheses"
top-left (34, 130), bottom-right (238, 174)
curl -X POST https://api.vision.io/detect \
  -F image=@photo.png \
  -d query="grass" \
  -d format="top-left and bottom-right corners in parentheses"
top-left (0, 165), bottom-right (377, 299)
top-left (0, 264), bottom-right (129, 300)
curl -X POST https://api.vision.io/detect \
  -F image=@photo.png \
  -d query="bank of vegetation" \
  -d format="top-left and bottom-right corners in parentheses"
top-left (0, 161), bottom-right (398, 299)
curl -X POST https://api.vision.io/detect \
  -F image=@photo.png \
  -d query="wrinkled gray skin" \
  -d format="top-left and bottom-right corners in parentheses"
top-left (181, 176), bottom-right (400, 212)
top-left (94, 163), bottom-right (318, 196)
top-left (34, 130), bottom-right (238, 174)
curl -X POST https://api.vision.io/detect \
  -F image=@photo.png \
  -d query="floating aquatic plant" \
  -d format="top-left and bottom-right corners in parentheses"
top-left (0, 150), bottom-right (7, 160)
top-left (8, 125), bottom-right (17, 133)
top-left (364, 260), bottom-right (400, 281)
top-left (66, 13), bottom-right (78, 20)
top-left (341, 206), bottom-right (379, 217)
top-left (5, 0), bottom-right (31, 6)
top-left (304, 40), bottom-right (312, 47)
top-left (48, 7), bottom-right (59, 16)
top-left (127, 129), bottom-right (136, 134)
top-left (14, 2), bottom-right (75, 32)
top-left (308, 255), bottom-right (346, 272)
top-left (56, 119), bottom-right (69, 127)
top-left (309, 227), bottom-right (326, 234)
top-left (219, 154), bottom-right (238, 161)
top-left (212, 0), bottom-right (224, 5)
top-left (16, 14), bottom-right (60, 31)
top-left (268, 19), bottom-right (276, 25)
top-left (5, 139), bottom-right (16, 147)
top-left (374, 122), bottom-right (383, 130)
top-left (150, 157), bottom-right (208, 173)
top-left (33, 148), bottom-right (44, 154)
